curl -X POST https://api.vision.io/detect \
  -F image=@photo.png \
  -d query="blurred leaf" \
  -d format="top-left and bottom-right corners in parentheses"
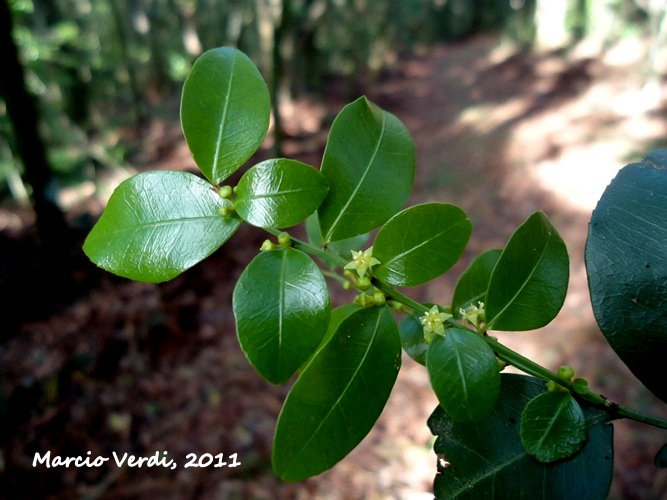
top-left (318, 96), bottom-right (415, 244)
top-left (426, 327), bottom-right (500, 422)
top-left (486, 211), bottom-right (569, 331)
top-left (373, 203), bottom-right (471, 287)
top-left (273, 306), bottom-right (401, 481)
top-left (235, 159), bottom-right (328, 228)
top-left (451, 248), bottom-right (502, 318)
top-left (181, 47), bottom-right (270, 185)
top-left (429, 374), bottom-right (613, 499)
top-left (655, 444), bottom-right (667, 468)
top-left (586, 151), bottom-right (667, 403)
top-left (233, 248), bottom-right (330, 385)
top-left (520, 391), bottom-right (586, 463)
top-left (84, 171), bottom-right (239, 283)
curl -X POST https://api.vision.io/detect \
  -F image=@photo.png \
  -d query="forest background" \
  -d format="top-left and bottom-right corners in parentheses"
top-left (2, 0), bottom-right (667, 498)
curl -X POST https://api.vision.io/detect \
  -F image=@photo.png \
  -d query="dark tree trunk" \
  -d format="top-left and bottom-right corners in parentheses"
top-left (0, 0), bottom-right (70, 249)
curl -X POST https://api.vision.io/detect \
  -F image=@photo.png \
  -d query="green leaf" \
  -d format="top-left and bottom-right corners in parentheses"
top-left (451, 248), bottom-right (502, 318)
top-left (429, 374), bottom-right (613, 499)
top-left (181, 47), bottom-right (270, 184)
top-left (485, 211), bottom-right (569, 331)
top-left (373, 203), bottom-right (471, 287)
top-left (520, 391), bottom-right (586, 463)
top-left (398, 310), bottom-right (429, 366)
top-left (318, 96), bottom-right (415, 244)
top-left (235, 159), bottom-right (329, 228)
top-left (83, 171), bottom-right (240, 283)
top-left (273, 306), bottom-right (401, 481)
top-left (233, 248), bottom-right (330, 385)
top-left (426, 327), bottom-right (500, 422)
top-left (305, 212), bottom-right (369, 261)
top-left (586, 151), bottom-right (667, 403)
top-left (655, 444), bottom-right (667, 468)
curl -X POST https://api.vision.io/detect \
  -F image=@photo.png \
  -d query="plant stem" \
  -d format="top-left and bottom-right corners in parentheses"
top-left (271, 227), bottom-right (667, 430)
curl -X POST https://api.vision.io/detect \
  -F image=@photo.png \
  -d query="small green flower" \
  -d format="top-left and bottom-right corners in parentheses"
top-left (421, 305), bottom-right (452, 343)
top-left (459, 301), bottom-right (485, 328)
top-left (344, 247), bottom-right (380, 278)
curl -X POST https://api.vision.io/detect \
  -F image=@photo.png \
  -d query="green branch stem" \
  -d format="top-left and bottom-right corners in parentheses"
top-left (270, 227), bottom-right (667, 431)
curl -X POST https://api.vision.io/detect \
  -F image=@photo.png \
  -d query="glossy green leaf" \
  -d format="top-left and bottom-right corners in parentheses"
top-left (273, 306), bottom-right (401, 481)
top-left (426, 327), bottom-right (500, 422)
top-left (181, 47), bottom-right (270, 184)
top-left (318, 96), bottom-right (415, 244)
top-left (655, 444), bottom-right (667, 468)
top-left (520, 392), bottom-right (586, 463)
top-left (305, 212), bottom-right (369, 261)
top-left (451, 249), bottom-right (502, 318)
top-left (586, 151), bottom-right (667, 403)
top-left (486, 211), bottom-right (569, 331)
top-left (84, 171), bottom-right (240, 283)
top-left (398, 310), bottom-right (429, 366)
top-left (235, 159), bottom-right (329, 228)
top-left (429, 374), bottom-right (613, 499)
top-left (233, 248), bottom-right (330, 385)
top-left (373, 203), bottom-right (471, 287)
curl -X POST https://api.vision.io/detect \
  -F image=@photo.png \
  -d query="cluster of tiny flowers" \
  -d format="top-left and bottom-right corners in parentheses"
top-left (344, 247), bottom-right (380, 278)
top-left (459, 301), bottom-right (485, 328)
top-left (421, 305), bottom-right (452, 343)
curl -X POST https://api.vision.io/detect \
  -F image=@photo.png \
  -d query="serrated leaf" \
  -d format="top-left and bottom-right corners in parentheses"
top-left (235, 159), bottom-right (329, 228)
top-left (520, 391), bottom-right (586, 463)
top-left (426, 327), bottom-right (500, 422)
top-left (318, 96), bottom-right (415, 244)
top-left (233, 248), bottom-right (330, 385)
top-left (486, 211), bottom-right (569, 331)
top-left (83, 171), bottom-right (240, 283)
top-left (181, 47), bottom-right (270, 184)
top-left (373, 203), bottom-right (471, 287)
top-left (273, 306), bottom-right (401, 481)
top-left (451, 248), bottom-right (502, 318)
top-left (586, 151), bottom-right (667, 403)
top-left (429, 374), bottom-right (613, 499)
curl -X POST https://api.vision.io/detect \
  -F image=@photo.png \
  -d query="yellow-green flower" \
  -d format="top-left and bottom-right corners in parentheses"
top-left (459, 301), bottom-right (485, 328)
top-left (344, 247), bottom-right (380, 278)
top-left (421, 305), bottom-right (452, 343)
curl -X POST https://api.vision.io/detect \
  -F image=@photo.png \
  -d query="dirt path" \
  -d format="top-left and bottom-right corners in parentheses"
top-left (4, 34), bottom-right (667, 499)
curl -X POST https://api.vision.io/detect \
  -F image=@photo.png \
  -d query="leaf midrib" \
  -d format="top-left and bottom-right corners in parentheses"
top-left (211, 52), bottom-right (236, 181)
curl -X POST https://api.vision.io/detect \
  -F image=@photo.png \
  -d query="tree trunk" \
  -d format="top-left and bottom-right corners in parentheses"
top-left (0, 0), bottom-right (70, 249)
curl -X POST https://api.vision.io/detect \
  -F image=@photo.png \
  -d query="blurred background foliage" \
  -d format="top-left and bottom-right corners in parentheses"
top-left (0, 0), bottom-right (665, 239)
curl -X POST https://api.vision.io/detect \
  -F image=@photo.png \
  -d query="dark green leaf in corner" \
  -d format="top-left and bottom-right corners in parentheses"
top-left (655, 444), bottom-right (667, 468)
top-left (318, 96), bottom-right (415, 244)
top-left (83, 171), bottom-right (240, 283)
top-left (520, 391), bottom-right (586, 463)
top-left (373, 203), bottom-right (471, 287)
top-left (273, 306), bottom-right (401, 481)
top-left (426, 327), bottom-right (500, 422)
top-left (451, 248), bottom-right (502, 318)
top-left (586, 150), bottom-right (667, 404)
top-left (485, 211), bottom-right (569, 331)
top-left (181, 47), bottom-right (270, 185)
top-left (429, 374), bottom-right (613, 499)
top-left (235, 159), bottom-right (329, 228)
top-left (233, 248), bottom-right (330, 385)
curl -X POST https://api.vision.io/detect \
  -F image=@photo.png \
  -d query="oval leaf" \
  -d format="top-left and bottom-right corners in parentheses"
top-left (451, 248), bottom-right (502, 318)
top-left (586, 152), bottom-right (667, 403)
top-left (373, 203), bottom-right (471, 287)
top-left (426, 327), bottom-right (500, 422)
top-left (233, 248), bottom-right (330, 385)
top-left (318, 96), bottom-right (415, 244)
top-left (429, 374), bottom-right (613, 499)
top-left (398, 311), bottom-right (429, 366)
top-left (273, 306), bottom-right (401, 481)
top-left (83, 171), bottom-right (240, 283)
top-left (520, 391), bottom-right (586, 463)
top-left (486, 211), bottom-right (569, 331)
top-left (235, 159), bottom-right (328, 228)
top-left (181, 47), bottom-right (270, 184)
